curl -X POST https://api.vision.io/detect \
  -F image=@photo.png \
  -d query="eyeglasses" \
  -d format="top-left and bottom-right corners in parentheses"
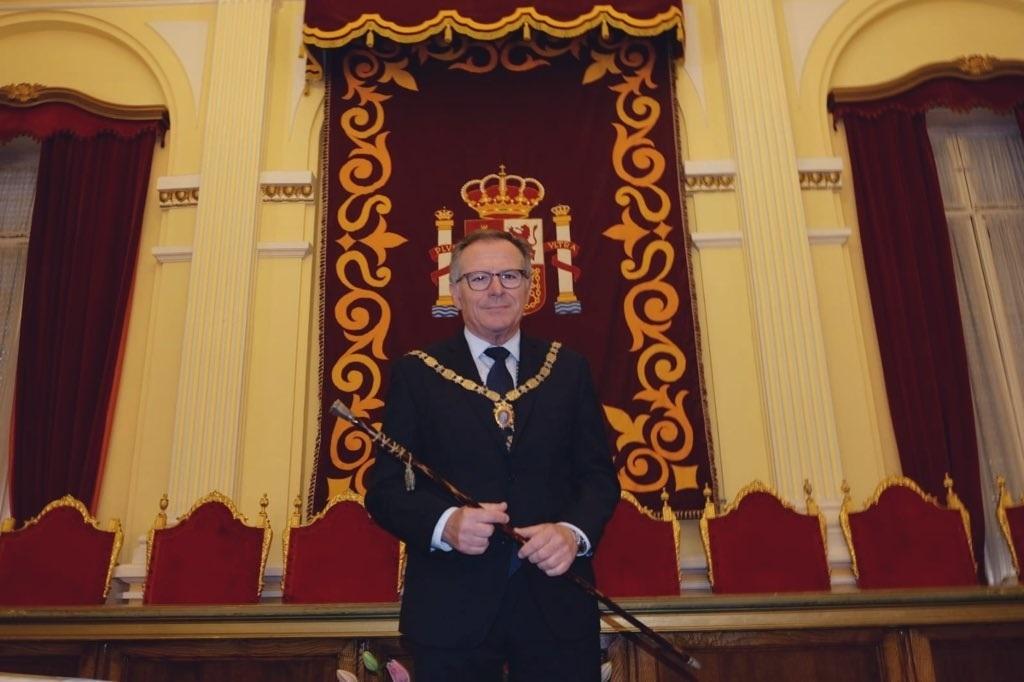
top-left (456, 269), bottom-right (529, 291)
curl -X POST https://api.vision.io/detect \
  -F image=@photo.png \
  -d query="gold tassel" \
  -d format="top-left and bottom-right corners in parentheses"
top-left (404, 459), bottom-right (416, 492)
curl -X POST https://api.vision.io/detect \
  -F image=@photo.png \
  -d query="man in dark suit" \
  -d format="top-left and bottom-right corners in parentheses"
top-left (366, 229), bottom-right (620, 681)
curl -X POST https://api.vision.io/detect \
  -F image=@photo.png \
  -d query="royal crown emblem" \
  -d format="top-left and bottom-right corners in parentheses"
top-left (460, 166), bottom-right (545, 219)
top-left (429, 165), bottom-right (582, 318)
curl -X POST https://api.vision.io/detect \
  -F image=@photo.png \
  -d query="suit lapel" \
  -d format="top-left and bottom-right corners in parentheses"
top-left (509, 335), bottom-right (547, 453)
top-left (436, 333), bottom-right (509, 453)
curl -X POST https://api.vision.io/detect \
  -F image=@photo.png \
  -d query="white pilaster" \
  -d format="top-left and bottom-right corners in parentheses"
top-left (716, 0), bottom-right (844, 503)
top-left (167, 0), bottom-right (274, 513)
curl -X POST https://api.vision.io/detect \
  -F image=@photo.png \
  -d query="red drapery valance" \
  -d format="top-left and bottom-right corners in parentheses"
top-left (303, 1), bottom-right (684, 50)
top-left (830, 75), bottom-right (1024, 122)
top-left (0, 101), bottom-right (167, 143)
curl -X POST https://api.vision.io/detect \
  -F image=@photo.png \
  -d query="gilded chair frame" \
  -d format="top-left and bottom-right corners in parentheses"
top-left (0, 495), bottom-right (123, 599)
top-left (282, 488), bottom-right (405, 597)
top-left (699, 480), bottom-right (828, 588)
top-left (615, 488), bottom-right (681, 584)
top-left (996, 475), bottom-right (1023, 576)
top-left (145, 490), bottom-right (272, 600)
top-left (839, 475), bottom-right (975, 580)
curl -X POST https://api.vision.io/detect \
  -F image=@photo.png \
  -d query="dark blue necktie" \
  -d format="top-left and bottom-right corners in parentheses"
top-left (484, 346), bottom-right (521, 574)
top-left (483, 346), bottom-right (513, 394)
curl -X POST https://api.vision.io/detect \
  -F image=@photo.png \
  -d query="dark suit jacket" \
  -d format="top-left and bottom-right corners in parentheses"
top-left (365, 332), bottom-right (620, 647)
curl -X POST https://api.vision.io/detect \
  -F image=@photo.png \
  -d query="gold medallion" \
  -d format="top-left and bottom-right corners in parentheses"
top-left (494, 401), bottom-right (515, 430)
top-left (409, 342), bottom-right (561, 442)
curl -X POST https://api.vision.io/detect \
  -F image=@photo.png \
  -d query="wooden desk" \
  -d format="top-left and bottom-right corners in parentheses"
top-left (2, 587), bottom-right (1023, 681)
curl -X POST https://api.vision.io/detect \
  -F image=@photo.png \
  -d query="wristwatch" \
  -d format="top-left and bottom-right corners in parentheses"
top-left (569, 527), bottom-right (587, 556)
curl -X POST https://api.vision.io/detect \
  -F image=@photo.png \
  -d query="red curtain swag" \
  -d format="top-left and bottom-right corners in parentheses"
top-left (6, 106), bottom-right (160, 521)
top-left (834, 76), bottom-right (1024, 568)
top-left (0, 101), bottom-right (166, 144)
top-left (303, 0), bottom-right (684, 51)
top-left (831, 75), bottom-right (1024, 123)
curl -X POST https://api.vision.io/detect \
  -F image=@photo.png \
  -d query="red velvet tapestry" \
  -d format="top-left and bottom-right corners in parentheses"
top-left (308, 6), bottom-right (713, 517)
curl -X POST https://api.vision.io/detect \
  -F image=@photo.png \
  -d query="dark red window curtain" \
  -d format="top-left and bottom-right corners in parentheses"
top-left (832, 76), bottom-right (1024, 567)
top-left (1, 101), bottom-right (165, 520)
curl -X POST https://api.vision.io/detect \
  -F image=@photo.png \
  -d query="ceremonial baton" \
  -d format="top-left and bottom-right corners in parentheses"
top-left (330, 400), bottom-right (700, 677)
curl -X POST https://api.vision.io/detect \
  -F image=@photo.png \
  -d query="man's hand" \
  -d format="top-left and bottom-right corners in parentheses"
top-left (515, 523), bottom-right (576, 576)
top-left (442, 502), bottom-right (509, 555)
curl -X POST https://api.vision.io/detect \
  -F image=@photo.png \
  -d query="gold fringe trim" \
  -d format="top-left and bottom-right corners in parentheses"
top-left (303, 5), bottom-right (684, 50)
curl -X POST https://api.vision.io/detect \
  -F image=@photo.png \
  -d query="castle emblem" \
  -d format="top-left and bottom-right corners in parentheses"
top-left (429, 165), bottom-right (582, 318)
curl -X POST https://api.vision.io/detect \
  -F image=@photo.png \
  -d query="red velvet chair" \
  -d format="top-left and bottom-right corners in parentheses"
top-left (840, 475), bottom-right (977, 589)
top-left (996, 475), bottom-right (1024, 579)
top-left (0, 495), bottom-right (123, 606)
top-left (144, 491), bottom-right (272, 605)
top-left (282, 490), bottom-right (402, 603)
top-left (700, 480), bottom-right (831, 594)
top-left (592, 490), bottom-right (680, 597)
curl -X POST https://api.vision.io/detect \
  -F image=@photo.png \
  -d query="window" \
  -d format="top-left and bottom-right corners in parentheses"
top-left (0, 137), bottom-right (40, 521)
top-left (928, 111), bottom-right (1024, 583)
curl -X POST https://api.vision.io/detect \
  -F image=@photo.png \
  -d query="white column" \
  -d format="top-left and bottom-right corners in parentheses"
top-left (167, 0), bottom-right (274, 514)
top-left (715, 0), bottom-right (843, 502)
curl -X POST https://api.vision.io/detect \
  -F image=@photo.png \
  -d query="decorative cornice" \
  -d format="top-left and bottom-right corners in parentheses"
top-left (0, 82), bottom-right (43, 103)
top-left (690, 231), bottom-right (743, 250)
top-left (2, 1), bottom-right (214, 9)
top-left (808, 228), bottom-right (851, 246)
top-left (683, 159), bottom-right (737, 193)
top-left (0, 82), bottom-right (169, 124)
top-left (259, 171), bottom-right (315, 203)
top-left (830, 55), bottom-right (1024, 105)
top-left (256, 241), bottom-right (312, 259)
top-left (156, 175), bottom-right (200, 208)
top-left (797, 157), bottom-right (843, 190)
top-left (151, 246), bottom-right (193, 263)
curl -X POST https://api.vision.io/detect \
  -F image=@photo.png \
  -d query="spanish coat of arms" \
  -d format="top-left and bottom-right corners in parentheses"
top-left (429, 165), bottom-right (583, 317)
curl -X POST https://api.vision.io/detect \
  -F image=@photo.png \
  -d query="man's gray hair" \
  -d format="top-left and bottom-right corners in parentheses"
top-left (449, 229), bottom-right (532, 282)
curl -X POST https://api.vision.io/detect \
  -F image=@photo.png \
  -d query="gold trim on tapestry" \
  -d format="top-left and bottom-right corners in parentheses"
top-left (325, 47), bottom-right (411, 499)
top-left (996, 475), bottom-right (1022, 577)
top-left (839, 475), bottom-right (975, 580)
top-left (0, 495), bottom-right (123, 599)
top-left (415, 36), bottom-right (579, 75)
top-left (829, 56), bottom-right (1024, 105)
top-left (304, 5), bottom-right (684, 51)
top-left (589, 38), bottom-right (698, 511)
top-left (699, 481), bottom-right (828, 587)
top-left (145, 491), bottom-right (273, 600)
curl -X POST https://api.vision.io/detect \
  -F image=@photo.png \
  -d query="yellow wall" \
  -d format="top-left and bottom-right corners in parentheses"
top-left (2, 0), bottom-right (1023, 571)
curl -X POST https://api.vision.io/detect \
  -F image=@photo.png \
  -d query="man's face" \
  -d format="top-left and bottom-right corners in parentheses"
top-left (452, 239), bottom-right (530, 345)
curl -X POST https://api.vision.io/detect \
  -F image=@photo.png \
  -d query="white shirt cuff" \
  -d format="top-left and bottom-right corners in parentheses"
top-left (430, 507), bottom-right (458, 551)
top-left (558, 522), bottom-right (592, 556)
